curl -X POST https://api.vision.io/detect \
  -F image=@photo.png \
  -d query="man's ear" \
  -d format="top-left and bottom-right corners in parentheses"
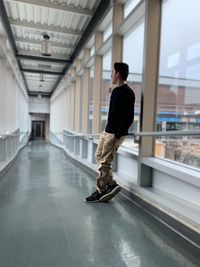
top-left (116, 71), bottom-right (121, 79)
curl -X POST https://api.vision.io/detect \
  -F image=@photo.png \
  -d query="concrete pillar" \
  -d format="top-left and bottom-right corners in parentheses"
top-left (70, 81), bottom-right (75, 131)
top-left (139, 0), bottom-right (161, 186)
top-left (74, 76), bottom-right (81, 132)
top-left (61, 90), bottom-right (65, 131)
top-left (93, 31), bottom-right (103, 134)
top-left (11, 72), bottom-right (17, 130)
top-left (140, 0), bottom-right (161, 156)
top-left (66, 87), bottom-right (70, 130)
top-left (95, 31), bottom-right (103, 52)
top-left (81, 48), bottom-right (90, 134)
top-left (6, 65), bottom-right (11, 131)
top-left (0, 36), bottom-right (7, 134)
top-left (111, 3), bottom-right (123, 65)
top-left (93, 55), bottom-right (102, 134)
top-left (0, 57), bottom-right (7, 134)
top-left (82, 67), bottom-right (90, 134)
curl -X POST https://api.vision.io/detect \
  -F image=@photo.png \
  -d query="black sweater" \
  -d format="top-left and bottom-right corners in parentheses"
top-left (105, 84), bottom-right (135, 139)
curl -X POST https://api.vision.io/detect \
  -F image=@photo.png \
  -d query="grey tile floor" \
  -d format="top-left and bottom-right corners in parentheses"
top-left (0, 141), bottom-right (199, 267)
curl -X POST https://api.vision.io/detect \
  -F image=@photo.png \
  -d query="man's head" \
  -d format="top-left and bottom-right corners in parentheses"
top-left (111, 62), bottom-right (129, 84)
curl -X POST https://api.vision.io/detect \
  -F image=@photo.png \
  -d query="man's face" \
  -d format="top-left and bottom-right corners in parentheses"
top-left (111, 69), bottom-right (119, 84)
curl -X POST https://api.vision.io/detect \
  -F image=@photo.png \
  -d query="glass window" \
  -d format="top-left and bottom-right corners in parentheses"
top-left (103, 24), bottom-right (112, 42)
top-left (90, 45), bottom-right (94, 57)
top-left (89, 66), bottom-right (94, 133)
top-left (124, 0), bottom-right (142, 18)
top-left (101, 50), bottom-right (111, 132)
top-left (80, 75), bottom-right (83, 132)
top-left (122, 19), bottom-right (145, 151)
top-left (156, 0), bottom-right (200, 169)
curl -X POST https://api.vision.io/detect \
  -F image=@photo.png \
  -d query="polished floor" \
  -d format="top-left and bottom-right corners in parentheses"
top-left (0, 141), bottom-right (199, 267)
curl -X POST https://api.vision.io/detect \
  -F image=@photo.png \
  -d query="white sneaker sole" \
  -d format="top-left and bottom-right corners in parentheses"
top-left (85, 199), bottom-right (100, 203)
top-left (100, 186), bottom-right (121, 202)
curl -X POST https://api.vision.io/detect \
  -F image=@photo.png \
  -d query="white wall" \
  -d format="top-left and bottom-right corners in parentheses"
top-left (29, 97), bottom-right (50, 114)
top-left (50, 89), bottom-right (67, 134)
top-left (0, 30), bottom-right (29, 135)
top-left (16, 84), bottom-right (30, 133)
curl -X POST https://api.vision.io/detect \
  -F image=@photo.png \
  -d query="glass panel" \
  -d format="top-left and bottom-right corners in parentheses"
top-left (80, 75), bottom-right (83, 132)
top-left (90, 46), bottom-right (94, 57)
top-left (122, 19), bottom-right (145, 151)
top-left (101, 50), bottom-right (111, 132)
top-left (124, 0), bottom-right (142, 18)
top-left (156, 0), bottom-right (200, 169)
top-left (89, 66), bottom-right (94, 134)
top-left (103, 24), bottom-right (112, 42)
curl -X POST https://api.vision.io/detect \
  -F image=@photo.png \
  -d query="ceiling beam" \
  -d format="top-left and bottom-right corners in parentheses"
top-left (22, 68), bottom-right (64, 75)
top-left (16, 53), bottom-right (71, 63)
top-left (28, 85), bottom-right (56, 88)
top-left (18, 50), bottom-right (70, 60)
top-left (0, 1), bottom-right (29, 93)
top-left (28, 85), bottom-right (53, 88)
top-left (24, 73), bottom-right (58, 78)
top-left (27, 81), bottom-right (56, 84)
top-left (24, 74), bottom-right (59, 79)
top-left (29, 91), bottom-right (51, 97)
top-left (51, 0), bottom-right (111, 95)
top-left (5, 0), bottom-right (93, 17)
top-left (26, 79), bottom-right (57, 83)
top-left (27, 79), bottom-right (56, 82)
top-left (15, 37), bottom-right (74, 50)
top-left (10, 20), bottom-right (82, 37)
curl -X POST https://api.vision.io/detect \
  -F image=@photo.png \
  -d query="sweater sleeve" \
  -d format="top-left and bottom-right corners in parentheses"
top-left (115, 91), bottom-right (135, 139)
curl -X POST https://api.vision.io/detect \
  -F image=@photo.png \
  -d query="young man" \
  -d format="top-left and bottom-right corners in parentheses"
top-left (85, 62), bottom-right (135, 202)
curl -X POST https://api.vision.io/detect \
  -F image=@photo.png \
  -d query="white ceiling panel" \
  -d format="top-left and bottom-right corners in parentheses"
top-left (2, 0), bottom-right (107, 97)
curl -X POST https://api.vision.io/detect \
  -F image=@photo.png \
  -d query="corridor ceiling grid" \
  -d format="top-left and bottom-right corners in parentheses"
top-left (2, 0), bottom-right (104, 97)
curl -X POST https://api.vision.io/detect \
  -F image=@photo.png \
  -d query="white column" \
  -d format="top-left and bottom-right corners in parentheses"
top-left (111, 3), bottom-right (123, 65)
top-left (82, 67), bottom-right (90, 134)
top-left (70, 81), bottom-right (75, 131)
top-left (0, 57), bottom-right (7, 134)
top-left (11, 72), bottom-right (17, 130)
top-left (139, 0), bottom-right (161, 187)
top-left (0, 36), bottom-right (7, 134)
top-left (66, 87), bottom-right (70, 130)
top-left (74, 76), bottom-right (81, 132)
top-left (140, 0), bottom-right (161, 157)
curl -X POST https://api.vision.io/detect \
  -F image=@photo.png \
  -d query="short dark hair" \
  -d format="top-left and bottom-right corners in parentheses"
top-left (114, 62), bottom-right (129, 81)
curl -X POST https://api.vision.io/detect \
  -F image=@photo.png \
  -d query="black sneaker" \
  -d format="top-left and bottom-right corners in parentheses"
top-left (100, 184), bottom-right (121, 202)
top-left (85, 190), bottom-right (104, 203)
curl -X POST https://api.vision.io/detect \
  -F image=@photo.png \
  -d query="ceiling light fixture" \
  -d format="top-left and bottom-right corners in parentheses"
top-left (38, 84), bottom-right (42, 98)
top-left (40, 73), bottom-right (45, 82)
top-left (41, 34), bottom-right (51, 56)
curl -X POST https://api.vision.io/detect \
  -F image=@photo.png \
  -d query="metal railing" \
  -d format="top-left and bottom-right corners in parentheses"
top-left (49, 129), bottom-right (200, 169)
top-left (131, 130), bottom-right (200, 137)
top-left (0, 129), bottom-right (30, 162)
top-left (56, 130), bottom-right (200, 144)
top-left (54, 129), bottom-right (200, 138)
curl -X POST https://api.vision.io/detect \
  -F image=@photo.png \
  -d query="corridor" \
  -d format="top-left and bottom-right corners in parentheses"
top-left (0, 142), bottom-right (199, 267)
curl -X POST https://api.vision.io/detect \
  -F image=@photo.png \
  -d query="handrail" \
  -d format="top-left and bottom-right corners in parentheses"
top-left (131, 130), bottom-right (200, 137)
top-left (62, 131), bottom-right (200, 137)
top-left (0, 131), bottom-right (28, 138)
top-left (60, 130), bottom-right (200, 138)
top-left (62, 132), bottom-right (100, 138)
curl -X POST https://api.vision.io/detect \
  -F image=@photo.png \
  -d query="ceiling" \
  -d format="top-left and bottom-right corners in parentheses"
top-left (0, 0), bottom-right (110, 97)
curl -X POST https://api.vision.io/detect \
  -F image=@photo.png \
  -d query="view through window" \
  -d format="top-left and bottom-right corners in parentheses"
top-left (122, 19), bottom-right (145, 151)
top-left (156, 0), bottom-right (200, 169)
top-left (101, 50), bottom-right (111, 132)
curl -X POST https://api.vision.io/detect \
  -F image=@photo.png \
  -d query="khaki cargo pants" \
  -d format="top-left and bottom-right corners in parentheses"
top-left (95, 131), bottom-right (125, 192)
